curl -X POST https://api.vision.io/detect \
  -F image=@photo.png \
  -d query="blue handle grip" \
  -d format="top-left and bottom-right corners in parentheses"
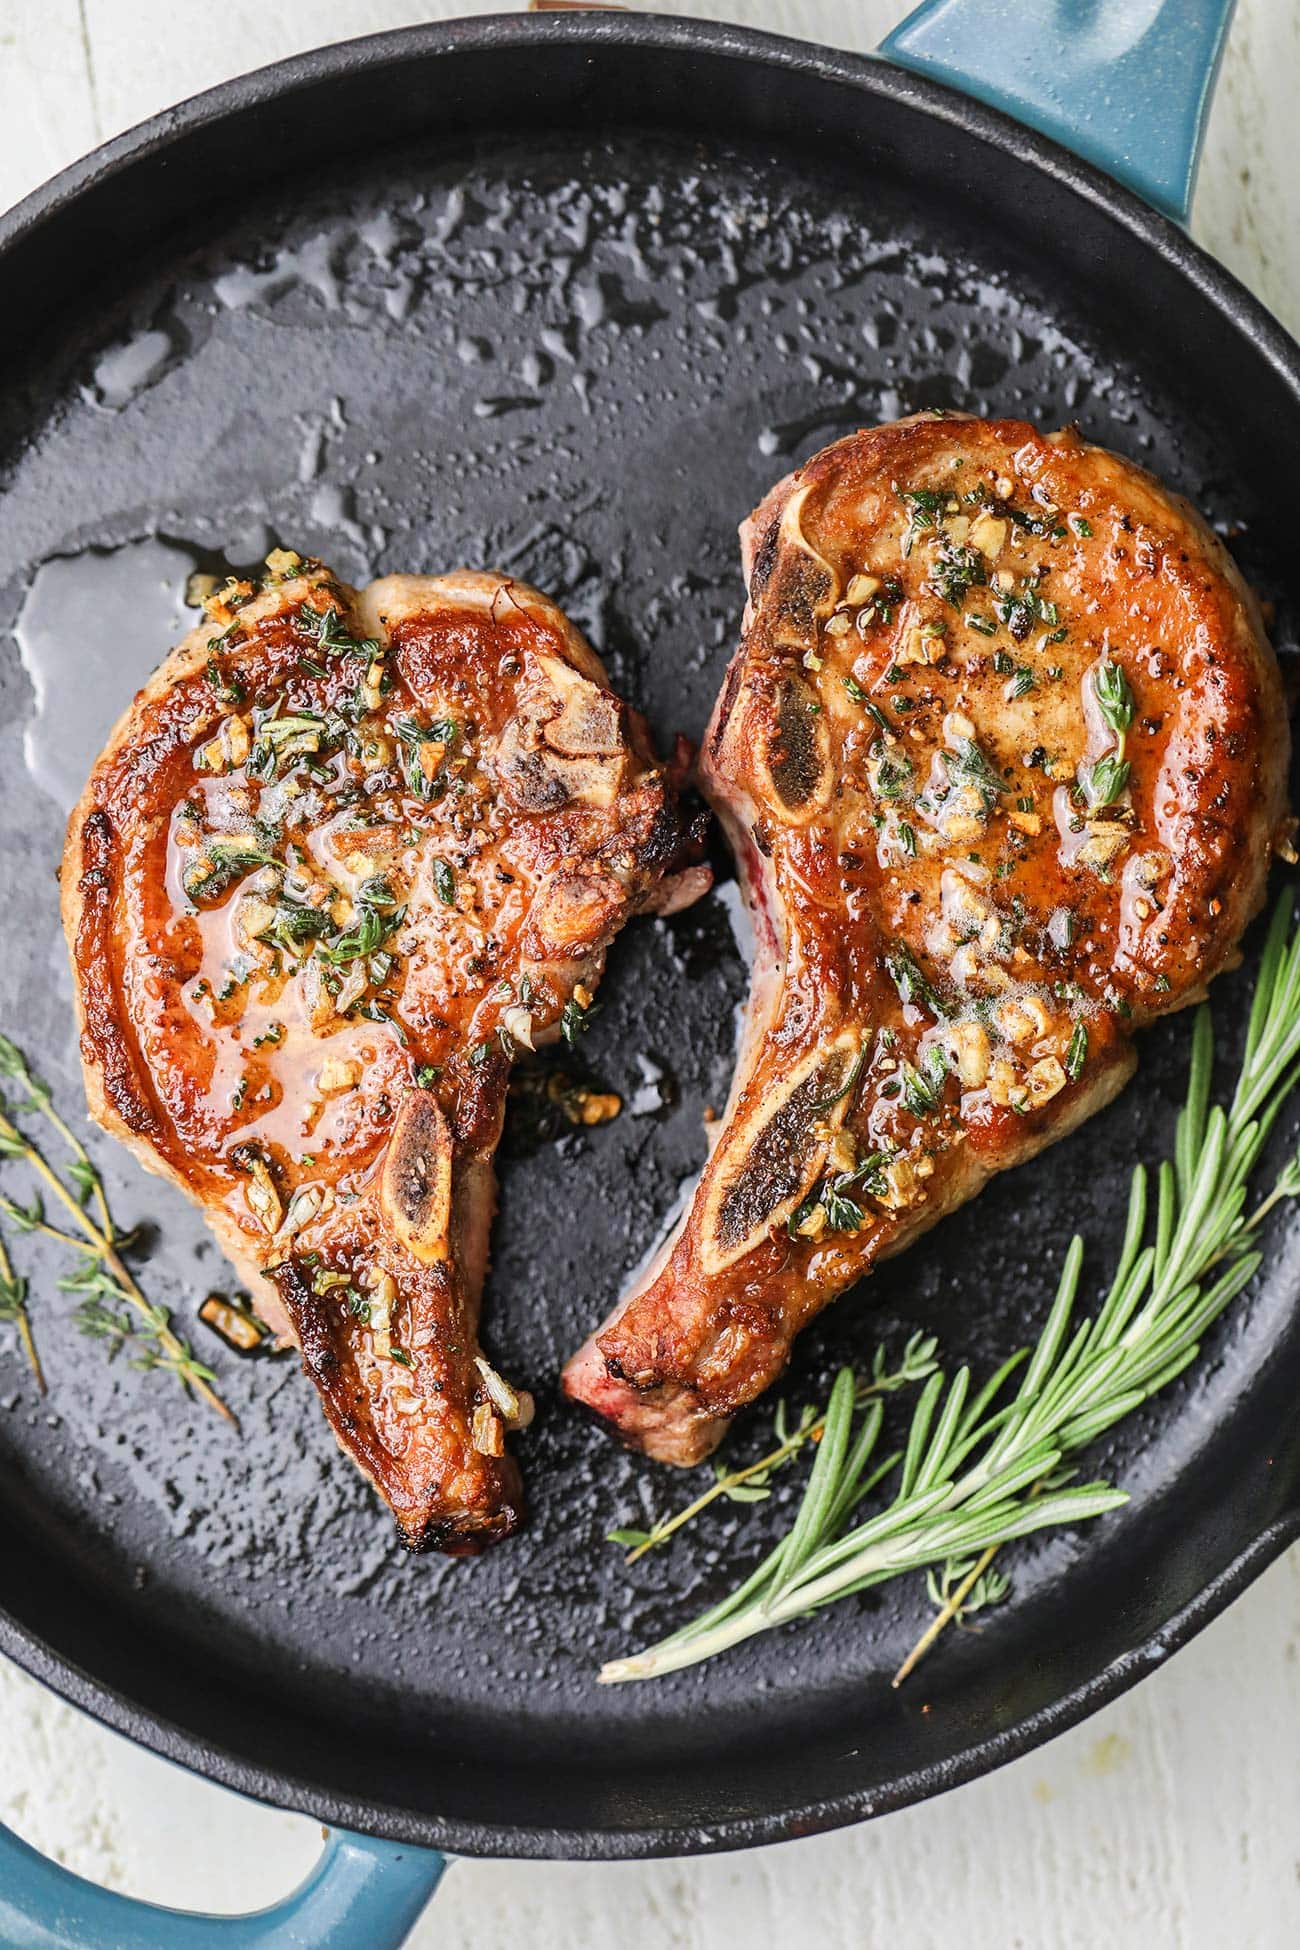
top-left (880, 0), bottom-right (1237, 223)
top-left (0, 1820), bottom-right (447, 1949)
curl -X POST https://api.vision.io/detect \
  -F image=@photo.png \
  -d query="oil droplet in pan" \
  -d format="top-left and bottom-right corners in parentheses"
top-left (88, 327), bottom-right (180, 410)
top-left (13, 536), bottom-right (198, 812)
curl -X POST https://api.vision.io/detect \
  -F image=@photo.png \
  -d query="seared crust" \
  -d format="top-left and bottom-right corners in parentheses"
top-left (564, 415), bottom-right (1290, 1464)
top-left (63, 557), bottom-right (699, 1548)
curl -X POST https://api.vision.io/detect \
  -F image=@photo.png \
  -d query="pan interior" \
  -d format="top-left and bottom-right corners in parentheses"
top-left (0, 39), bottom-right (1297, 1853)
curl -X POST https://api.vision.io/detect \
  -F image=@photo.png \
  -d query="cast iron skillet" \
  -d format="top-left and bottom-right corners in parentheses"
top-left (1, 3), bottom-right (1299, 1942)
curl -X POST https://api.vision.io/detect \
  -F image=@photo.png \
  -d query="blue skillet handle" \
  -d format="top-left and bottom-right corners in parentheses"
top-left (880, 0), bottom-right (1237, 223)
top-left (0, 1819), bottom-right (448, 1949)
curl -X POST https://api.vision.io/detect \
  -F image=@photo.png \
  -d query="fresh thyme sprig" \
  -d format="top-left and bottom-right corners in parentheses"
top-left (1082, 659), bottom-right (1134, 810)
top-left (0, 1035), bottom-right (232, 1421)
top-left (607, 1333), bottom-right (940, 1565)
top-left (0, 1226), bottom-right (43, 1392)
top-left (924, 1553), bottom-right (1010, 1623)
top-left (599, 893), bottom-right (1300, 1686)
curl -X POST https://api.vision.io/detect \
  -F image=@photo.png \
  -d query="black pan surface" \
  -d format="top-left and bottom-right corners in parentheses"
top-left (2, 15), bottom-right (1299, 1859)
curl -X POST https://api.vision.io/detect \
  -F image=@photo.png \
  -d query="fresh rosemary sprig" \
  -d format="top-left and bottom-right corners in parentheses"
top-left (599, 893), bottom-right (1300, 1686)
top-left (607, 1333), bottom-right (940, 1564)
top-left (0, 1035), bottom-right (232, 1421)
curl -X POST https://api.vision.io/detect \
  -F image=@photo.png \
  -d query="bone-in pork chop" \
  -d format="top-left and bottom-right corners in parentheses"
top-left (564, 415), bottom-right (1290, 1465)
top-left (63, 555), bottom-right (703, 1548)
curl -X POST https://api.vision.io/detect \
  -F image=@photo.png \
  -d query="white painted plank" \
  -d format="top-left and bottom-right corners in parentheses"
top-left (0, 0), bottom-right (100, 215)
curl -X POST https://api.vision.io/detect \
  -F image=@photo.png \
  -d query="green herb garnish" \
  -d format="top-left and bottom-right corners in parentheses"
top-left (599, 895), bottom-right (1300, 1686)
top-left (297, 602), bottom-right (381, 663)
top-left (1083, 752), bottom-right (1132, 812)
top-left (317, 899), bottom-right (406, 967)
top-left (929, 537), bottom-right (987, 609)
top-left (182, 839), bottom-right (278, 904)
top-left (899, 1044), bottom-right (949, 1116)
top-left (942, 736), bottom-right (1005, 808)
top-left (886, 946), bottom-right (950, 1020)
top-left (0, 1036), bottom-right (228, 1419)
top-left (1093, 659), bottom-right (1135, 736)
top-left (247, 711), bottom-right (329, 780)
top-left (396, 716), bottom-right (458, 802)
top-left (607, 1333), bottom-right (940, 1563)
top-left (1065, 1019), bottom-right (1089, 1080)
top-left (787, 1151), bottom-right (893, 1240)
top-left (204, 658), bottom-right (245, 706)
top-left (897, 484), bottom-right (949, 553)
top-left (872, 747), bottom-right (915, 802)
top-left (561, 995), bottom-right (601, 1045)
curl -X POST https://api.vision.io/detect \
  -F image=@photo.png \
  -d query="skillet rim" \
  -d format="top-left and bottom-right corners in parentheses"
top-left (3, 8), bottom-right (1300, 1861)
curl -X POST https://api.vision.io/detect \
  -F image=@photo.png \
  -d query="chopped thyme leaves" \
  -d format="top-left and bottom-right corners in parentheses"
top-left (432, 860), bottom-right (456, 906)
top-left (788, 1151), bottom-right (893, 1239)
top-left (929, 537), bottom-right (987, 609)
top-left (248, 711), bottom-right (329, 779)
top-left (872, 747), bottom-right (915, 801)
top-left (842, 675), bottom-right (869, 705)
top-left (317, 898), bottom-right (406, 967)
top-left (1065, 1020), bottom-right (1088, 1080)
top-left (900, 1044), bottom-right (950, 1116)
top-left (897, 484), bottom-right (949, 553)
top-left (204, 658), bottom-right (245, 705)
top-left (1000, 501), bottom-right (1056, 538)
top-left (996, 581), bottom-right (1058, 642)
top-left (886, 945), bottom-right (951, 1020)
top-left (561, 994), bottom-right (600, 1045)
top-left (297, 602), bottom-right (381, 663)
top-left (395, 716), bottom-right (458, 802)
top-left (182, 839), bottom-right (278, 904)
top-left (942, 737), bottom-right (1005, 807)
top-left (254, 903), bottom-right (326, 957)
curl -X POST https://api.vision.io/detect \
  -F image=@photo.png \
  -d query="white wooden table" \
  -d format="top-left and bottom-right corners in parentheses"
top-left (3, 3), bottom-right (1300, 1943)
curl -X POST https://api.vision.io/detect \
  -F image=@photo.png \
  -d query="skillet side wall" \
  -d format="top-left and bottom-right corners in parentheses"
top-left (1, 18), bottom-right (1298, 1858)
